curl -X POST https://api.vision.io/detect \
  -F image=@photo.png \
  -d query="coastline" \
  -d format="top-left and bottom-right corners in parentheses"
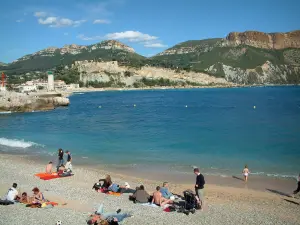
top-left (0, 153), bottom-right (300, 225)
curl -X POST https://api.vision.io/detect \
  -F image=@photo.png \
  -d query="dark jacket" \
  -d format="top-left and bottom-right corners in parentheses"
top-left (132, 189), bottom-right (150, 203)
top-left (195, 173), bottom-right (205, 189)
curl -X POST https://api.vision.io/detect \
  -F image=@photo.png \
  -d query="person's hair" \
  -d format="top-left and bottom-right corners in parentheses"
top-left (105, 175), bottom-right (112, 185)
top-left (245, 165), bottom-right (248, 168)
top-left (140, 185), bottom-right (145, 190)
top-left (32, 187), bottom-right (40, 192)
top-left (163, 182), bottom-right (168, 187)
top-left (194, 168), bottom-right (199, 173)
top-left (22, 192), bottom-right (27, 196)
top-left (66, 151), bottom-right (70, 153)
top-left (12, 183), bottom-right (17, 188)
top-left (156, 186), bottom-right (160, 191)
top-left (60, 164), bottom-right (65, 167)
top-left (99, 220), bottom-right (109, 225)
top-left (49, 161), bottom-right (52, 164)
top-left (59, 148), bottom-right (62, 151)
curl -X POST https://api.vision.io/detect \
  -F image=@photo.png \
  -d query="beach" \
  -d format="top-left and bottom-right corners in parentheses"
top-left (0, 153), bottom-right (299, 225)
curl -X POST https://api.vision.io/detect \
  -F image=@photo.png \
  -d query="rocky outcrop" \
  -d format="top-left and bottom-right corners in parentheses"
top-left (73, 60), bottom-right (230, 86)
top-left (226, 30), bottom-right (300, 49)
top-left (206, 61), bottom-right (300, 84)
top-left (0, 92), bottom-right (70, 113)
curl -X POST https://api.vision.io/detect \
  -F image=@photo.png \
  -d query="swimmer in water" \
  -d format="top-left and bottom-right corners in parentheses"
top-left (242, 165), bottom-right (250, 182)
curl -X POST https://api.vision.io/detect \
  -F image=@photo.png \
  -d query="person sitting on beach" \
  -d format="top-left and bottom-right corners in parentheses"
top-left (20, 192), bottom-right (29, 203)
top-left (58, 164), bottom-right (72, 177)
top-left (99, 175), bottom-right (113, 190)
top-left (293, 173), bottom-right (300, 196)
top-left (152, 186), bottom-right (173, 207)
top-left (160, 182), bottom-right (174, 199)
top-left (46, 161), bottom-right (53, 174)
top-left (31, 187), bottom-right (45, 204)
top-left (131, 185), bottom-right (150, 203)
top-left (65, 150), bottom-right (73, 171)
top-left (242, 165), bottom-right (250, 182)
top-left (4, 183), bottom-right (18, 202)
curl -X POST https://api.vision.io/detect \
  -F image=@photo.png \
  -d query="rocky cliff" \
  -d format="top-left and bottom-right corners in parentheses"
top-left (73, 60), bottom-right (230, 87)
top-left (0, 92), bottom-right (70, 112)
top-left (225, 30), bottom-right (300, 49)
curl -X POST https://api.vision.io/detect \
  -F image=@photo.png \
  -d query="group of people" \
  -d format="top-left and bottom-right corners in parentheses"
top-left (3, 183), bottom-right (45, 205)
top-left (95, 167), bottom-right (206, 210)
top-left (45, 148), bottom-right (73, 176)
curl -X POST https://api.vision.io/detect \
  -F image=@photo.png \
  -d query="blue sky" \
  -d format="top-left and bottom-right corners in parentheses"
top-left (1, 0), bottom-right (299, 63)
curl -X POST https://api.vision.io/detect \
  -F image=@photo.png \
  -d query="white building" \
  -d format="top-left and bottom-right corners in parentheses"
top-left (17, 85), bottom-right (37, 93)
top-left (48, 74), bottom-right (54, 91)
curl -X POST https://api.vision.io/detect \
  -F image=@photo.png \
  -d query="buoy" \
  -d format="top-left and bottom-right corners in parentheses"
top-left (253, 106), bottom-right (256, 109)
top-left (134, 104), bottom-right (136, 107)
top-left (185, 105), bottom-right (188, 108)
top-left (98, 106), bottom-right (102, 108)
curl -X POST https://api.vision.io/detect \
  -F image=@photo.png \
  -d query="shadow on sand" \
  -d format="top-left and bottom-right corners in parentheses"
top-left (266, 189), bottom-right (292, 197)
top-left (284, 199), bottom-right (299, 205)
top-left (232, 176), bottom-right (244, 181)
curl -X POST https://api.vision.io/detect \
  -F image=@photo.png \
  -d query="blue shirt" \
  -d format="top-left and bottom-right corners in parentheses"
top-left (160, 187), bottom-right (172, 199)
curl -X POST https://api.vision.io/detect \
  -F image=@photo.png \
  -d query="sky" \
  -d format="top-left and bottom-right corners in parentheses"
top-left (0, 0), bottom-right (299, 63)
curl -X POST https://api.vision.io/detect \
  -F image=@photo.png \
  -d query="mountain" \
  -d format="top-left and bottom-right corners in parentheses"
top-left (0, 62), bottom-right (7, 66)
top-left (152, 30), bottom-right (300, 84)
top-left (2, 40), bottom-right (145, 75)
top-left (2, 30), bottom-right (300, 85)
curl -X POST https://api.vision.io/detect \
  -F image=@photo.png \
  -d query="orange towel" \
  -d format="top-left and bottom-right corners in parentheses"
top-left (107, 191), bottom-right (121, 196)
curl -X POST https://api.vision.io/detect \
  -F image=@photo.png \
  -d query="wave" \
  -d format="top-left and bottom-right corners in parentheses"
top-left (0, 111), bottom-right (12, 114)
top-left (74, 92), bottom-right (85, 95)
top-left (0, 137), bottom-right (42, 149)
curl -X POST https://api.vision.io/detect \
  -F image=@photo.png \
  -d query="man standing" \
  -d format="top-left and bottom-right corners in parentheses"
top-left (57, 148), bottom-right (64, 172)
top-left (194, 168), bottom-right (205, 210)
top-left (5, 183), bottom-right (19, 202)
top-left (65, 150), bottom-right (72, 171)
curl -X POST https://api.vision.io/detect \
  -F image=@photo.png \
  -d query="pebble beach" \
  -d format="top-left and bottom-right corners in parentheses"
top-left (0, 153), bottom-right (299, 225)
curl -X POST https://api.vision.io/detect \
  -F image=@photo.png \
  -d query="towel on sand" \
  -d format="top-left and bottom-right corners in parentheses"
top-left (106, 191), bottom-right (122, 196)
top-left (35, 173), bottom-right (72, 180)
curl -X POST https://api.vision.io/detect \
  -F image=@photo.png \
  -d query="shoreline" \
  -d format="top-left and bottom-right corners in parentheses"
top-left (0, 153), bottom-right (300, 225)
top-left (72, 84), bottom-right (299, 94)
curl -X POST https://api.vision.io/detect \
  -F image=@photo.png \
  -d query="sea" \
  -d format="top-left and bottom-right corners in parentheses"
top-left (1, 87), bottom-right (300, 180)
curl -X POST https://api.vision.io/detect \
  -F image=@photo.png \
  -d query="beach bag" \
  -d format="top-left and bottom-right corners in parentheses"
top-left (93, 183), bottom-right (102, 191)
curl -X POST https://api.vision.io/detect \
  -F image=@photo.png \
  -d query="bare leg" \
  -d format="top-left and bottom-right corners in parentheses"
top-left (161, 198), bottom-right (173, 207)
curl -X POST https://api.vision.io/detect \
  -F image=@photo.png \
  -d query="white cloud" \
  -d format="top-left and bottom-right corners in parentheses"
top-left (105, 31), bottom-right (158, 42)
top-left (37, 16), bottom-right (86, 28)
top-left (34, 11), bottom-right (47, 17)
top-left (64, 32), bottom-right (69, 36)
top-left (16, 19), bottom-right (24, 23)
top-left (93, 19), bottom-right (111, 24)
top-left (144, 43), bottom-right (168, 48)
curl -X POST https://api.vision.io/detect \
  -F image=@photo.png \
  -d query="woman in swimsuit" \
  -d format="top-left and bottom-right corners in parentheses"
top-left (31, 187), bottom-right (45, 204)
top-left (242, 165), bottom-right (250, 182)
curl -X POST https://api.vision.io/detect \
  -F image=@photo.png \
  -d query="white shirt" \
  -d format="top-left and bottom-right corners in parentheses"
top-left (6, 187), bottom-right (18, 201)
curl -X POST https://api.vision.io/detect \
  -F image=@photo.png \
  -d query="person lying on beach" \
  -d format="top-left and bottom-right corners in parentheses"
top-left (31, 187), bottom-right (45, 204)
top-left (4, 183), bottom-right (18, 202)
top-left (152, 186), bottom-right (173, 207)
top-left (99, 175), bottom-right (113, 190)
top-left (87, 204), bottom-right (132, 225)
top-left (108, 183), bottom-right (135, 194)
top-left (160, 182), bottom-right (175, 200)
top-left (130, 185), bottom-right (150, 203)
top-left (46, 161), bottom-right (53, 174)
top-left (242, 165), bottom-right (250, 182)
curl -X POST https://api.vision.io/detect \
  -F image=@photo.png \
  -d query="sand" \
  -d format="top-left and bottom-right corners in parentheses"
top-left (0, 153), bottom-right (299, 225)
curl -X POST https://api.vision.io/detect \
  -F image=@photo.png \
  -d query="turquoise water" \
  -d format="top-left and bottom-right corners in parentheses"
top-left (1, 87), bottom-right (300, 178)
